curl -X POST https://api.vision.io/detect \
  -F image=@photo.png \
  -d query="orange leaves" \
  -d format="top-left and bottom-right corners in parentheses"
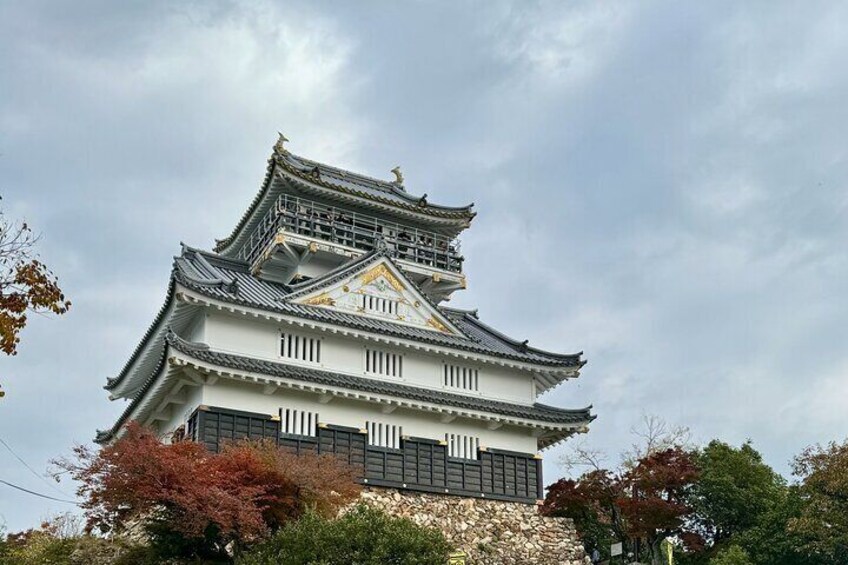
top-left (0, 255), bottom-right (71, 356)
top-left (54, 423), bottom-right (361, 550)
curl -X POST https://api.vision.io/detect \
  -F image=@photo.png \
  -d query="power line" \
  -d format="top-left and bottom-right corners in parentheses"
top-left (0, 436), bottom-right (74, 498)
top-left (0, 479), bottom-right (80, 505)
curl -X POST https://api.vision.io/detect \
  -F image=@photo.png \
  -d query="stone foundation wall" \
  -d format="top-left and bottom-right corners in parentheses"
top-left (358, 488), bottom-right (589, 565)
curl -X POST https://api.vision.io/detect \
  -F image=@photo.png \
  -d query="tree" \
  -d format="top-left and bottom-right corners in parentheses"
top-left (54, 423), bottom-right (361, 560)
top-left (544, 448), bottom-right (700, 565)
top-left (689, 441), bottom-right (786, 545)
top-left (238, 505), bottom-right (452, 565)
top-left (622, 414), bottom-right (693, 469)
top-left (543, 470), bottom-right (625, 559)
top-left (789, 439), bottom-right (848, 563)
top-left (620, 448), bottom-right (701, 564)
top-left (0, 201), bottom-right (71, 387)
top-left (734, 485), bottom-right (822, 565)
top-left (552, 415), bottom-right (700, 563)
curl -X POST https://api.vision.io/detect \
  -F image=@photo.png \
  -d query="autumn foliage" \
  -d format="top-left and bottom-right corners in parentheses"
top-left (55, 423), bottom-right (361, 559)
top-left (0, 207), bottom-right (71, 358)
top-left (543, 447), bottom-right (701, 562)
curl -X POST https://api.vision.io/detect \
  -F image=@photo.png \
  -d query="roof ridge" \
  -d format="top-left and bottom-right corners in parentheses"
top-left (459, 313), bottom-right (582, 361)
top-left (285, 152), bottom-right (404, 194)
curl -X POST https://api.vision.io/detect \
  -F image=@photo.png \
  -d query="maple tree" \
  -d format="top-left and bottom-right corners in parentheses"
top-left (619, 448), bottom-right (700, 562)
top-left (0, 202), bottom-right (70, 379)
top-left (54, 423), bottom-right (361, 560)
top-left (544, 447), bottom-right (701, 565)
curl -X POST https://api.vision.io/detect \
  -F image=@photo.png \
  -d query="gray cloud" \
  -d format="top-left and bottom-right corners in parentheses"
top-left (1, 0), bottom-right (846, 531)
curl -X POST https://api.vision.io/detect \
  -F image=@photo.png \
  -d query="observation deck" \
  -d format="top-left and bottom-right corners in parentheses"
top-left (241, 194), bottom-right (467, 300)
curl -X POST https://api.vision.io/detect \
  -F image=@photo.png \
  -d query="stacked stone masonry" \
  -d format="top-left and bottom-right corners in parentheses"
top-left (357, 488), bottom-right (589, 565)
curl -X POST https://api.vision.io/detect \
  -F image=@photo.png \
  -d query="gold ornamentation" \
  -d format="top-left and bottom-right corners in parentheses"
top-left (359, 263), bottom-right (405, 292)
top-left (305, 293), bottom-right (335, 307)
top-left (426, 316), bottom-right (451, 333)
top-left (343, 285), bottom-right (350, 292)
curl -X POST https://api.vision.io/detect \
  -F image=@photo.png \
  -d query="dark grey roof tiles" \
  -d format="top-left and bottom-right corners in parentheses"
top-left (279, 152), bottom-right (474, 214)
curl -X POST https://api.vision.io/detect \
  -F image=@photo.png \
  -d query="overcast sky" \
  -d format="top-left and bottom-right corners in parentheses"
top-left (1, 0), bottom-right (847, 532)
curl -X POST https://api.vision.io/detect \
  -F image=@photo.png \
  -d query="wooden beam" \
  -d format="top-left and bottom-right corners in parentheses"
top-left (487, 421), bottom-right (503, 431)
top-left (263, 384), bottom-right (279, 395)
top-left (318, 393), bottom-right (334, 404)
top-left (381, 404), bottom-right (398, 414)
top-left (439, 414), bottom-right (457, 423)
top-left (165, 395), bottom-right (186, 406)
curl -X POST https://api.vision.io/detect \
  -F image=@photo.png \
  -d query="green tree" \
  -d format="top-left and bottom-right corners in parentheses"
top-left (790, 439), bottom-right (848, 562)
top-left (735, 486), bottom-right (822, 565)
top-left (690, 441), bottom-right (785, 544)
top-left (238, 505), bottom-right (452, 565)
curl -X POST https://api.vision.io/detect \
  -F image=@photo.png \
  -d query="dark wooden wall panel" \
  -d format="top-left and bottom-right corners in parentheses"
top-left (192, 406), bottom-right (541, 504)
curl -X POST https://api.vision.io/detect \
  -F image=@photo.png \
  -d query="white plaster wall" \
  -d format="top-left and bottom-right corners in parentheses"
top-left (201, 379), bottom-right (539, 454)
top-left (156, 385), bottom-right (203, 443)
top-left (201, 310), bottom-right (534, 405)
top-left (186, 314), bottom-right (206, 343)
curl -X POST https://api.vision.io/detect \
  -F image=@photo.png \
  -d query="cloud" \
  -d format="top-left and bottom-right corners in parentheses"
top-left (1, 0), bottom-right (847, 531)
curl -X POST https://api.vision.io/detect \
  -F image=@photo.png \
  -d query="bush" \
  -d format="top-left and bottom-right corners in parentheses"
top-left (709, 545), bottom-right (753, 565)
top-left (238, 505), bottom-right (452, 565)
top-left (0, 530), bottom-right (149, 565)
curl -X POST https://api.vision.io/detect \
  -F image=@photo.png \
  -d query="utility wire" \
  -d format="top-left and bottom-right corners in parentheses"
top-left (0, 436), bottom-right (74, 498)
top-left (0, 479), bottom-right (80, 505)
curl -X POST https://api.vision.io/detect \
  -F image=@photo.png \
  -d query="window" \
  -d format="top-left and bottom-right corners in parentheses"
top-left (367, 420), bottom-right (402, 449)
top-left (443, 364), bottom-right (479, 392)
top-left (280, 408), bottom-right (319, 437)
top-left (280, 332), bottom-right (321, 363)
top-left (446, 433), bottom-right (479, 460)
top-left (361, 294), bottom-right (399, 316)
top-left (365, 349), bottom-right (403, 378)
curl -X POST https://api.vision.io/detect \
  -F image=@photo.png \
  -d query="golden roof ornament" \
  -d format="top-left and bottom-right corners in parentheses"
top-left (274, 132), bottom-right (290, 154)
top-left (390, 166), bottom-right (404, 185)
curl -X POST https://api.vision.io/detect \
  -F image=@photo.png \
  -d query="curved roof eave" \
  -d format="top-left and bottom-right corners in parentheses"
top-left (104, 277), bottom-right (177, 395)
top-left (278, 152), bottom-right (475, 214)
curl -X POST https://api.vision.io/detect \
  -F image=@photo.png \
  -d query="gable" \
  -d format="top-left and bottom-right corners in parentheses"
top-left (291, 257), bottom-right (463, 335)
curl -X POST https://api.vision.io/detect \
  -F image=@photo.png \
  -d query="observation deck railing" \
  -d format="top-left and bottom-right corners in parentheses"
top-left (239, 194), bottom-right (463, 273)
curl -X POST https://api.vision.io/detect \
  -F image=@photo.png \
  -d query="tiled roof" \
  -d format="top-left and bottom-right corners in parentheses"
top-left (106, 246), bottom-right (583, 397)
top-left (279, 152), bottom-right (474, 214)
top-left (169, 334), bottom-right (592, 424)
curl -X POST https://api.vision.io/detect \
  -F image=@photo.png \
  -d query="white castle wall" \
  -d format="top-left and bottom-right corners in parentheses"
top-left (201, 310), bottom-right (537, 405)
top-left (199, 379), bottom-right (539, 454)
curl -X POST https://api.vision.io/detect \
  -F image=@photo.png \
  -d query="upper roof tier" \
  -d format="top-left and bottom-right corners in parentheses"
top-left (215, 135), bottom-right (476, 261)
